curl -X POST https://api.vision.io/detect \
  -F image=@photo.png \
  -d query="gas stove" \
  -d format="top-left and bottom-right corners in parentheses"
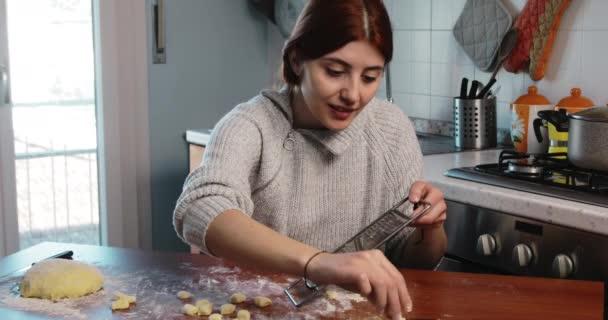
top-left (436, 150), bottom-right (608, 281)
top-left (445, 150), bottom-right (608, 208)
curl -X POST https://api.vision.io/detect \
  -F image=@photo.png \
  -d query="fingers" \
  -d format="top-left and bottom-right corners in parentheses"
top-left (371, 278), bottom-right (388, 315)
top-left (357, 273), bottom-right (372, 296)
top-left (408, 181), bottom-right (429, 203)
top-left (370, 250), bottom-right (410, 319)
top-left (409, 181), bottom-right (447, 226)
top-left (327, 250), bottom-right (412, 318)
top-left (379, 259), bottom-right (410, 319)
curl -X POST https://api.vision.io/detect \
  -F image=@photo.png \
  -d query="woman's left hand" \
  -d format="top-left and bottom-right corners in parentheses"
top-left (407, 181), bottom-right (447, 229)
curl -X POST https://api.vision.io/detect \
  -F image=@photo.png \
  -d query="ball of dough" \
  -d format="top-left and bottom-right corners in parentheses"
top-left (176, 290), bottom-right (192, 300)
top-left (220, 303), bottom-right (236, 315)
top-left (114, 291), bottom-right (136, 304)
top-left (111, 298), bottom-right (130, 310)
top-left (19, 259), bottom-right (104, 300)
top-left (181, 303), bottom-right (198, 316)
top-left (209, 313), bottom-right (223, 320)
top-left (237, 309), bottom-right (251, 320)
top-left (230, 293), bottom-right (246, 304)
top-left (253, 296), bottom-right (272, 307)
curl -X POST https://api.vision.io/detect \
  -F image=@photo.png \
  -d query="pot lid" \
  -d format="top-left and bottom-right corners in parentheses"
top-left (514, 86), bottom-right (551, 104)
top-left (556, 88), bottom-right (594, 110)
top-left (569, 106), bottom-right (608, 122)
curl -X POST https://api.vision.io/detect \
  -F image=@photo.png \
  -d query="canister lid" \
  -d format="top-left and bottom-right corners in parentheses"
top-left (568, 106), bottom-right (608, 122)
top-left (556, 88), bottom-right (594, 112)
top-left (513, 86), bottom-right (551, 104)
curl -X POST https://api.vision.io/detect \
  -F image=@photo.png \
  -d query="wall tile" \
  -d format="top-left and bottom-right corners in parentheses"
top-left (393, 93), bottom-right (412, 115)
top-left (393, 0), bottom-right (431, 30)
top-left (393, 31), bottom-right (413, 65)
top-left (431, 31), bottom-right (471, 64)
top-left (408, 94), bottom-right (432, 118)
top-left (412, 31), bottom-right (431, 62)
top-left (411, 62), bottom-right (431, 94)
top-left (431, 0), bottom-right (453, 30)
top-left (432, 0), bottom-right (467, 30)
top-left (391, 62), bottom-right (413, 94)
top-left (496, 101), bottom-right (512, 130)
top-left (431, 63), bottom-right (475, 97)
top-left (430, 96), bottom-right (453, 121)
top-left (430, 63), bottom-right (451, 96)
top-left (583, 0), bottom-right (608, 30)
top-left (580, 30), bottom-right (608, 105)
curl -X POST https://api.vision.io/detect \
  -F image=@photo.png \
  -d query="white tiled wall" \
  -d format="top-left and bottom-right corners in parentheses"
top-left (384, 0), bottom-right (608, 131)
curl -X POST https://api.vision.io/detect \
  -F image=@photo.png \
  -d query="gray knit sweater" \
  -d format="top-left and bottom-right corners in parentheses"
top-left (173, 88), bottom-right (423, 255)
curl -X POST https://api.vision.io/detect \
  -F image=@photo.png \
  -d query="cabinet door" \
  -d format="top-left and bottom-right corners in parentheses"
top-left (188, 144), bottom-right (205, 254)
top-left (189, 144), bottom-right (205, 173)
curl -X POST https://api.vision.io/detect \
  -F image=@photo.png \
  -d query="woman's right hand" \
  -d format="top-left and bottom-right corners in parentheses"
top-left (305, 250), bottom-right (412, 320)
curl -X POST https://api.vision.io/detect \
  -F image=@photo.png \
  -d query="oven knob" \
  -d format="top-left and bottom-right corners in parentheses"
top-left (512, 244), bottom-right (534, 267)
top-left (476, 234), bottom-right (497, 256)
top-left (552, 254), bottom-right (575, 279)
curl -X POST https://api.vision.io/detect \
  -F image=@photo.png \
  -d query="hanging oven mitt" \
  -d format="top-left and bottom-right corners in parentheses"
top-left (503, 0), bottom-right (571, 81)
top-left (452, 0), bottom-right (513, 72)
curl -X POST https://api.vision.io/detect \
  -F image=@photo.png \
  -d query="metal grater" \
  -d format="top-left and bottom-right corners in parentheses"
top-left (284, 197), bottom-right (432, 307)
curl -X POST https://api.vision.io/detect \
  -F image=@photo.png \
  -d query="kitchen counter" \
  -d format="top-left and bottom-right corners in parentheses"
top-left (0, 242), bottom-right (603, 319)
top-left (423, 150), bottom-right (608, 236)
top-left (186, 129), bottom-right (468, 155)
top-left (185, 128), bottom-right (607, 234)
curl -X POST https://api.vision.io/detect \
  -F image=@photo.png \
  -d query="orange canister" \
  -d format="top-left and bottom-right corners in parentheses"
top-left (555, 88), bottom-right (594, 113)
top-left (546, 88), bottom-right (595, 154)
top-left (510, 86), bottom-right (553, 153)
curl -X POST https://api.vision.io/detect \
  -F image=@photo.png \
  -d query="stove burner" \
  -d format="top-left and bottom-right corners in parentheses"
top-left (506, 158), bottom-right (548, 176)
top-left (476, 150), bottom-right (608, 193)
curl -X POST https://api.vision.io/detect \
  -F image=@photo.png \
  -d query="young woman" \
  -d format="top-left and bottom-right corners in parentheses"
top-left (173, 1), bottom-right (447, 319)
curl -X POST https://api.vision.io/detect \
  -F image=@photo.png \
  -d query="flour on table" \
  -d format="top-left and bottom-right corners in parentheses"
top-left (0, 262), bottom-right (372, 319)
top-left (0, 288), bottom-right (106, 319)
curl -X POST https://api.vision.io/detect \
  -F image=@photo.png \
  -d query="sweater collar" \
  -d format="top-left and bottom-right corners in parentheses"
top-left (262, 87), bottom-right (368, 156)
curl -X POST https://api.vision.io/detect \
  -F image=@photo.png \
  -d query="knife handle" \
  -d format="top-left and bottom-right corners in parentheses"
top-left (459, 78), bottom-right (469, 98)
top-left (31, 250), bottom-right (74, 266)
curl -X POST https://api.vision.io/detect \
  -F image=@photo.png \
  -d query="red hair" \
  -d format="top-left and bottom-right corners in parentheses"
top-left (281, 0), bottom-right (393, 85)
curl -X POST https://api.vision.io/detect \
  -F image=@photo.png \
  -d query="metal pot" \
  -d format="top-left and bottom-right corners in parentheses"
top-left (567, 106), bottom-right (608, 171)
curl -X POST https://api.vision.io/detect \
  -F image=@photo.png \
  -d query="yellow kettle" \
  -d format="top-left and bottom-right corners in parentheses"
top-left (537, 88), bottom-right (594, 155)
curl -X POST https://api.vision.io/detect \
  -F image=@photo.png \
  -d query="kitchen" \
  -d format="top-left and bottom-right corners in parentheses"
top-left (0, 0), bottom-right (607, 319)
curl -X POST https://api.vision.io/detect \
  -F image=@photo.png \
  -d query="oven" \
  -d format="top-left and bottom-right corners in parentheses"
top-left (434, 150), bottom-right (608, 281)
top-left (436, 200), bottom-right (608, 281)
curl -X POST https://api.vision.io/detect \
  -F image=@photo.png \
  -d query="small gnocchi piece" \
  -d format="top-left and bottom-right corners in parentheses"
top-left (195, 299), bottom-right (211, 308)
top-left (176, 290), bottom-right (193, 300)
top-left (325, 290), bottom-right (337, 300)
top-left (237, 309), bottom-right (251, 320)
top-left (220, 303), bottom-right (236, 315)
top-left (253, 296), bottom-right (272, 307)
top-left (181, 303), bottom-right (198, 316)
top-left (209, 313), bottom-right (223, 320)
top-left (197, 302), bottom-right (213, 316)
top-left (111, 298), bottom-right (130, 310)
top-left (113, 291), bottom-right (137, 304)
top-left (230, 293), bottom-right (247, 304)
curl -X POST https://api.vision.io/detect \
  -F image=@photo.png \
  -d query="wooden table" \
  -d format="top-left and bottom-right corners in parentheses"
top-left (0, 242), bottom-right (604, 319)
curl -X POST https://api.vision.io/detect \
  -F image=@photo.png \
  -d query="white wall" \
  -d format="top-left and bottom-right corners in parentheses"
top-left (380, 0), bottom-right (607, 132)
